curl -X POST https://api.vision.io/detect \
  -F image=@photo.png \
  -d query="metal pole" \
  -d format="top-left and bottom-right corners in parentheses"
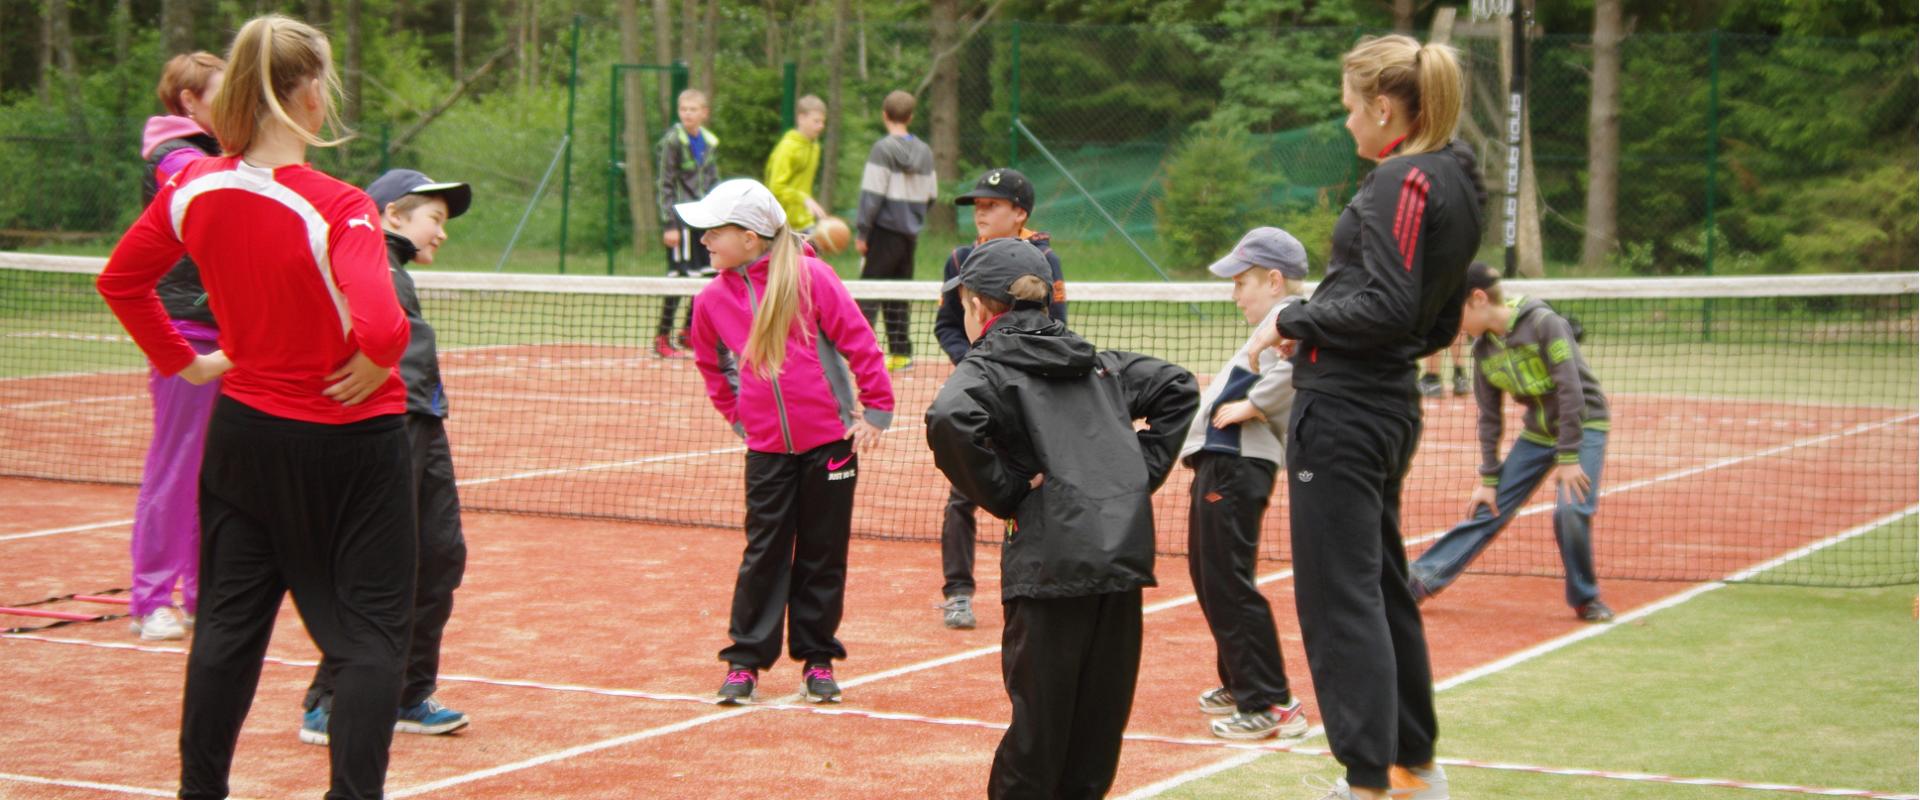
top-left (1702, 29), bottom-right (1721, 340)
top-left (1010, 21), bottom-right (1021, 166)
top-left (497, 136), bottom-right (572, 272)
top-left (1502, 3), bottom-right (1528, 278)
top-left (608, 65), bottom-right (621, 276)
top-left (782, 62), bottom-right (798, 130)
top-left (559, 14), bottom-right (582, 274)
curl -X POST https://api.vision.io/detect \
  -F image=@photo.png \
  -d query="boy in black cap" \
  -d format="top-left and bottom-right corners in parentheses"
top-left (300, 169), bottom-right (472, 745)
top-left (929, 167), bottom-right (1067, 630)
top-left (1178, 227), bottom-right (1312, 741)
top-left (926, 238), bottom-right (1197, 799)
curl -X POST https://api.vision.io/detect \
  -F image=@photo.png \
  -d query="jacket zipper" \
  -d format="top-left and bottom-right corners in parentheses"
top-left (741, 270), bottom-right (796, 453)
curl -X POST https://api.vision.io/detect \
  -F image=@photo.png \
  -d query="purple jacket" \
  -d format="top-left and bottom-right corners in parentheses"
top-left (689, 247), bottom-right (895, 454)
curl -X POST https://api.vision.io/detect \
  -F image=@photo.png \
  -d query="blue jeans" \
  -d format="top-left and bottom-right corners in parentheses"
top-left (1410, 428), bottom-right (1607, 608)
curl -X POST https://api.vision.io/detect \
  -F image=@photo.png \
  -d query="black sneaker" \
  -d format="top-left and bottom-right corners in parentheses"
top-left (1576, 599), bottom-right (1615, 623)
top-left (1451, 369), bottom-right (1471, 396)
top-left (802, 662), bottom-right (842, 703)
top-left (716, 664), bottom-right (758, 704)
top-left (1417, 372), bottom-right (1443, 398)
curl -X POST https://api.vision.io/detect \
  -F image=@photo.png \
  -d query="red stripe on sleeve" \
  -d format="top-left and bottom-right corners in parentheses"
top-left (1395, 168), bottom-right (1429, 271)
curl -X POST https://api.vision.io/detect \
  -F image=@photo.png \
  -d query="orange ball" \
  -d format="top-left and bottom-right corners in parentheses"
top-left (813, 216), bottom-right (852, 255)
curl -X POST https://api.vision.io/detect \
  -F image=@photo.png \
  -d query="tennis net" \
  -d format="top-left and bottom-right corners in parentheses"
top-left (2, 253), bottom-right (1913, 587)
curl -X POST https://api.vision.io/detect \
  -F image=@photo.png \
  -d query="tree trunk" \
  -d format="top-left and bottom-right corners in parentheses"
top-left (49, 0), bottom-right (88, 145)
top-left (161, 0), bottom-right (193, 56)
top-left (1580, 0), bottom-right (1622, 271)
top-left (620, 0), bottom-right (662, 256)
top-left (529, 0), bottom-right (541, 86)
top-left (515, 0), bottom-right (529, 92)
top-left (38, 1), bottom-right (52, 102)
top-left (699, 0), bottom-right (718, 97)
top-left (819, 0), bottom-right (849, 211)
top-left (927, 0), bottom-right (960, 234)
top-left (1393, 0), bottom-right (1415, 33)
top-left (680, 0), bottom-right (698, 75)
top-left (453, 0), bottom-right (466, 81)
top-left (652, 0), bottom-right (674, 103)
top-left (856, 1), bottom-right (868, 81)
top-left (306, 0), bottom-right (329, 26)
top-left (113, 0), bottom-right (133, 115)
top-left (763, 0), bottom-right (779, 66)
top-left (344, 0), bottom-right (363, 126)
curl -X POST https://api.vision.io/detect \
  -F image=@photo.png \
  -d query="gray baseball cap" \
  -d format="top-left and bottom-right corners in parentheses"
top-left (1208, 227), bottom-right (1308, 279)
top-left (942, 237), bottom-right (1051, 305)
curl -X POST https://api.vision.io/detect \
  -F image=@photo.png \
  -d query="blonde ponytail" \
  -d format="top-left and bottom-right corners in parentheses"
top-left (1342, 34), bottom-right (1464, 156)
top-left (212, 14), bottom-right (352, 157)
top-left (742, 227), bottom-right (815, 379)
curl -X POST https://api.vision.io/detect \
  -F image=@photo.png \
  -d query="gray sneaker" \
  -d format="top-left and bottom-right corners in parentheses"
top-left (1417, 372), bottom-right (1444, 397)
top-left (1197, 687), bottom-right (1236, 716)
top-left (1210, 700), bottom-right (1310, 740)
top-left (940, 595), bottom-right (976, 629)
top-left (1451, 370), bottom-right (1470, 396)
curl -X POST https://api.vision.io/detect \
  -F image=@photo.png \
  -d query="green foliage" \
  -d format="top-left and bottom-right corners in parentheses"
top-left (1152, 1), bottom-right (1363, 133)
top-left (1156, 124), bottom-right (1272, 270)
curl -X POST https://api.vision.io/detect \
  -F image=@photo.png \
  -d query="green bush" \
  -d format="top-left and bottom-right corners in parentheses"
top-left (1156, 125), bottom-right (1272, 271)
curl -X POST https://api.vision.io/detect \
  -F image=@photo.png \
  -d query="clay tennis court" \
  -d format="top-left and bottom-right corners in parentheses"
top-left (3, 339), bottom-right (1913, 798)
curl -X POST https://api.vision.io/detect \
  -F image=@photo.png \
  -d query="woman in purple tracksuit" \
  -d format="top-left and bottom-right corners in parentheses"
top-left (127, 52), bottom-right (226, 641)
top-left (680, 179), bottom-right (895, 706)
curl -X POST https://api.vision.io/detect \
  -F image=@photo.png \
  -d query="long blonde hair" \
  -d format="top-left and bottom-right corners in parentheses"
top-left (742, 226), bottom-right (814, 378)
top-left (1343, 34), bottom-right (1463, 157)
top-left (211, 14), bottom-right (351, 156)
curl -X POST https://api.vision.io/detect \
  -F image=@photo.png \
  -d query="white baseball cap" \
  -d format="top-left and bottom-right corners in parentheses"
top-left (673, 178), bottom-right (787, 237)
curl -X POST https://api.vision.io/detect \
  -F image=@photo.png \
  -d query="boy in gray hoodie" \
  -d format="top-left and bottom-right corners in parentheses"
top-left (1409, 261), bottom-right (1615, 622)
top-left (1177, 228), bottom-right (1312, 741)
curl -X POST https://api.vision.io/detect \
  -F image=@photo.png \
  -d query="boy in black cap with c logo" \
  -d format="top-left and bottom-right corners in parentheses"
top-left (926, 238), bottom-right (1197, 798)
top-left (929, 168), bottom-right (1067, 630)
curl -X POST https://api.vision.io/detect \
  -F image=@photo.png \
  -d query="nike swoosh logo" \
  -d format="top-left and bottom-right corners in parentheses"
top-left (826, 455), bottom-right (853, 471)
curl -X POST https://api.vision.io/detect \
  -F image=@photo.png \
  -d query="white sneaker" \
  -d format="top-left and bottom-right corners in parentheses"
top-left (131, 607), bottom-right (185, 641)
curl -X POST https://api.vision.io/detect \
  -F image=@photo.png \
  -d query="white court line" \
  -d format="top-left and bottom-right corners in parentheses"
top-left (1, 392), bottom-right (145, 412)
top-left (0, 518), bottom-right (133, 542)
top-left (457, 423), bottom-right (928, 488)
top-left (1113, 505), bottom-right (1920, 800)
top-left (0, 772), bottom-right (178, 798)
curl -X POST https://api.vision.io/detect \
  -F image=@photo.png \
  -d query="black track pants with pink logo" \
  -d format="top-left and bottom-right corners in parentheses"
top-left (720, 439), bottom-right (857, 668)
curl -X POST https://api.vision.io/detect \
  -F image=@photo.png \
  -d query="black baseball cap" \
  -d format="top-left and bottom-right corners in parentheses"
top-left (941, 237), bottom-right (1050, 305)
top-left (366, 169), bottom-right (472, 219)
top-left (954, 168), bottom-right (1034, 212)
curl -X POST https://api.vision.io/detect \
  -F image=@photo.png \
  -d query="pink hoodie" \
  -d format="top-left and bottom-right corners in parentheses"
top-left (689, 247), bottom-right (895, 454)
top-left (141, 115), bottom-right (216, 180)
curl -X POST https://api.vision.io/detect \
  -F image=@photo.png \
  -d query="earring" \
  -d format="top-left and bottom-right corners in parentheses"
top-left (1378, 118), bottom-right (1388, 126)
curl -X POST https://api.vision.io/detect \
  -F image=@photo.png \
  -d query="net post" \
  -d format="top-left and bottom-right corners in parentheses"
top-left (559, 13), bottom-right (583, 275)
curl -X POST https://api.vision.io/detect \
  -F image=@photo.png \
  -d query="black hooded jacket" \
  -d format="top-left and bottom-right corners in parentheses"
top-left (925, 308), bottom-right (1199, 601)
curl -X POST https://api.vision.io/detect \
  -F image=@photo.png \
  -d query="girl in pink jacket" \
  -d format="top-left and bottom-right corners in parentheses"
top-left (679, 179), bottom-right (894, 705)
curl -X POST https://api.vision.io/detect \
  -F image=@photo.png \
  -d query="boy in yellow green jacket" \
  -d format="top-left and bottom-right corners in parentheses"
top-left (765, 94), bottom-right (828, 231)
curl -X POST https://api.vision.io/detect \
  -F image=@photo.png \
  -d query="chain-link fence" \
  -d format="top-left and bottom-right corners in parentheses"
top-left (2, 22), bottom-right (1912, 281)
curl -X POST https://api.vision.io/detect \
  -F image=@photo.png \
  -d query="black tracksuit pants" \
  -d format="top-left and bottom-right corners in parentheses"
top-left (990, 589), bottom-right (1143, 800)
top-left (306, 413), bottom-right (468, 712)
top-left (182, 397), bottom-right (415, 800)
top-left (1285, 391), bottom-right (1437, 790)
top-left (658, 225), bottom-right (711, 339)
top-left (1186, 453), bottom-right (1293, 712)
top-left (858, 226), bottom-right (915, 357)
top-left (721, 439), bottom-right (856, 668)
top-left (941, 485), bottom-right (978, 598)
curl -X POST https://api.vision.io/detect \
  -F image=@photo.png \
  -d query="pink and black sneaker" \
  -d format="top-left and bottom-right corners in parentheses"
top-left (802, 662), bottom-right (841, 704)
top-left (716, 665), bottom-right (758, 705)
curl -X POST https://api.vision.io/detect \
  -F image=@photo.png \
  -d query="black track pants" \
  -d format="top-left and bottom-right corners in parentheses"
top-left (720, 439), bottom-right (857, 668)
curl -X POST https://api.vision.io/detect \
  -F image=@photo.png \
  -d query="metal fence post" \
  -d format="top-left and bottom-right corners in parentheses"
top-left (608, 64), bottom-right (622, 276)
top-left (1703, 29), bottom-right (1721, 339)
top-left (782, 62), bottom-right (798, 130)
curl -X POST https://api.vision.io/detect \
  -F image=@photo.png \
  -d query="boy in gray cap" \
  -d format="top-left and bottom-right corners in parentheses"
top-left (1178, 226), bottom-right (1312, 740)
top-left (925, 238), bottom-right (1197, 799)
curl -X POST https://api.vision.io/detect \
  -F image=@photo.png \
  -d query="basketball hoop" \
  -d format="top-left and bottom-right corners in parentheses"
top-left (1470, 0), bottom-right (1513, 20)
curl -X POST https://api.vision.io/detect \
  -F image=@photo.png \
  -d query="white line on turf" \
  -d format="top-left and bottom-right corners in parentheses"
top-left (1112, 505), bottom-right (1920, 800)
top-left (0, 771), bottom-right (191, 798)
top-left (0, 518), bottom-right (132, 542)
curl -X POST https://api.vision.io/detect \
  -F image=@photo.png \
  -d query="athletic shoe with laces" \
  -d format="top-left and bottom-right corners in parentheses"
top-left (1210, 699), bottom-right (1310, 740)
top-left (939, 595), bottom-right (976, 629)
top-left (395, 696), bottom-right (469, 735)
top-left (885, 354), bottom-right (913, 372)
top-left (1576, 598), bottom-right (1616, 622)
top-left (1304, 777), bottom-right (1363, 800)
top-left (1390, 764), bottom-right (1450, 799)
top-left (716, 665), bottom-right (758, 705)
top-left (1451, 370), bottom-right (1470, 396)
top-left (801, 662), bottom-right (841, 703)
top-left (1196, 687), bottom-right (1237, 716)
top-left (1417, 372), bottom-right (1443, 397)
top-left (130, 606), bottom-right (185, 641)
top-left (299, 705), bottom-right (330, 746)
top-left (654, 335), bottom-right (685, 359)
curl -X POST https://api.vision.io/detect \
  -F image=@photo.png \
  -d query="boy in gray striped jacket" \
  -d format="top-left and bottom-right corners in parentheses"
top-left (854, 90), bottom-right (938, 371)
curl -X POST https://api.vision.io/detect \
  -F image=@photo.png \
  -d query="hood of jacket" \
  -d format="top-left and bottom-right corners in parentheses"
top-left (142, 115), bottom-right (212, 159)
top-left (970, 308), bottom-right (1095, 379)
